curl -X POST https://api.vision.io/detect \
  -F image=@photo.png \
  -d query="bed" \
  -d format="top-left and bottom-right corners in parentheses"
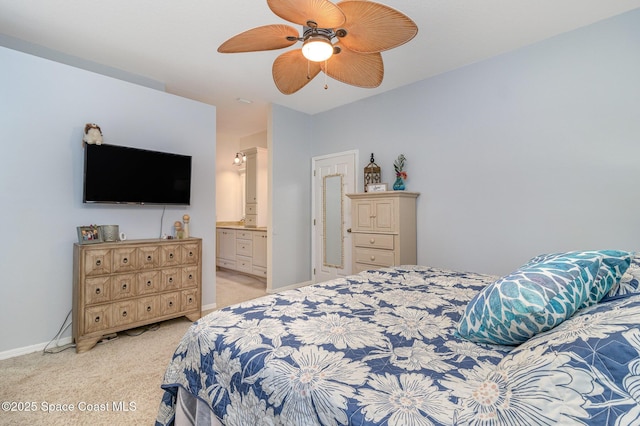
top-left (156, 250), bottom-right (640, 425)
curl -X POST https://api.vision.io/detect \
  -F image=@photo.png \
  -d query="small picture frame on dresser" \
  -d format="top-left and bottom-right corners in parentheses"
top-left (366, 183), bottom-right (388, 192)
top-left (77, 225), bottom-right (103, 244)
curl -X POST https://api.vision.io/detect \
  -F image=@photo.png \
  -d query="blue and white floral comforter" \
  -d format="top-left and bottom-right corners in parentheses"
top-left (156, 265), bottom-right (640, 425)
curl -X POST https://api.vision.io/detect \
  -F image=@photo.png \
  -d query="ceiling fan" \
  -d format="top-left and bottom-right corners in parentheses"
top-left (217, 0), bottom-right (418, 95)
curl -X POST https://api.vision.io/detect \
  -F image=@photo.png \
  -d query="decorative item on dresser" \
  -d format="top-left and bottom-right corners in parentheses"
top-left (363, 153), bottom-right (381, 192)
top-left (392, 153), bottom-right (407, 190)
top-left (346, 191), bottom-right (419, 273)
top-left (72, 238), bottom-right (202, 353)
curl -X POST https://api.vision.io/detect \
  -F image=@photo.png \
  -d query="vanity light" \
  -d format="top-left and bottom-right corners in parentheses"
top-left (233, 152), bottom-right (247, 166)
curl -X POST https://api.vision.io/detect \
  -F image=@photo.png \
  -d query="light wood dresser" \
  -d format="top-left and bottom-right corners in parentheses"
top-left (72, 238), bottom-right (202, 353)
top-left (346, 192), bottom-right (419, 273)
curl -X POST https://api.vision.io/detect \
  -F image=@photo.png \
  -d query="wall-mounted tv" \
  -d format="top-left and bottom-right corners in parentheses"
top-left (83, 144), bottom-right (192, 205)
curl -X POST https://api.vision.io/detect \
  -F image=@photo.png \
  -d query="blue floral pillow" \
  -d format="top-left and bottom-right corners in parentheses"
top-left (607, 253), bottom-right (640, 298)
top-left (525, 250), bottom-right (633, 307)
top-left (456, 251), bottom-right (630, 345)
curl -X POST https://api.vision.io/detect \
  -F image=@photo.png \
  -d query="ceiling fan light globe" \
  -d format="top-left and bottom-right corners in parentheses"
top-left (302, 37), bottom-right (333, 62)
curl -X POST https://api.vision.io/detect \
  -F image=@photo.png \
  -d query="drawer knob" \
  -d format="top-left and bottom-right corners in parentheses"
top-left (168, 277), bottom-right (173, 283)
top-left (122, 283), bottom-right (127, 290)
top-left (95, 288), bottom-right (101, 295)
top-left (169, 253), bottom-right (174, 259)
top-left (370, 255), bottom-right (376, 261)
top-left (122, 311), bottom-right (127, 317)
top-left (369, 238), bottom-right (375, 244)
top-left (188, 274), bottom-right (193, 280)
top-left (188, 297), bottom-right (193, 303)
top-left (123, 257), bottom-right (128, 264)
top-left (94, 316), bottom-right (100, 323)
top-left (147, 255), bottom-right (152, 261)
top-left (169, 301), bottom-right (173, 307)
top-left (147, 280), bottom-right (152, 286)
top-left (146, 306), bottom-right (152, 312)
top-left (95, 259), bottom-right (102, 266)
top-left (189, 251), bottom-right (194, 257)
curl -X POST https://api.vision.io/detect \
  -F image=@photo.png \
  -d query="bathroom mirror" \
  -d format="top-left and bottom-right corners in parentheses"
top-left (323, 174), bottom-right (344, 268)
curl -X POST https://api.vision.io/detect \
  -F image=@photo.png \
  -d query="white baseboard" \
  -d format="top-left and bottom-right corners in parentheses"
top-left (201, 303), bottom-right (217, 312)
top-left (267, 280), bottom-right (313, 294)
top-left (0, 336), bottom-right (73, 361)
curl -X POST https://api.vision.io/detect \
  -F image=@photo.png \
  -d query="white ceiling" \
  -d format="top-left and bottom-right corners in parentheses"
top-left (2, 0), bottom-right (639, 140)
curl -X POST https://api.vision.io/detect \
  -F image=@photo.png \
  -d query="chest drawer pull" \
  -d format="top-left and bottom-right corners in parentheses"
top-left (122, 311), bottom-right (127, 317)
top-left (121, 283), bottom-right (127, 290)
top-left (95, 259), bottom-right (102, 266)
top-left (123, 257), bottom-right (128, 264)
top-left (147, 255), bottom-right (152, 261)
top-left (146, 306), bottom-right (152, 312)
top-left (169, 301), bottom-right (173, 307)
top-left (95, 288), bottom-right (101, 295)
top-left (146, 280), bottom-right (152, 286)
top-left (169, 253), bottom-right (174, 259)
top-left (94, 316), bottom-right (101, 322)
top-left (188, 274), bottom-right (193, 280)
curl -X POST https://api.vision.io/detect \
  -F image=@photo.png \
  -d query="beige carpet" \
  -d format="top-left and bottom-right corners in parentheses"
top-left (0, 271), bottom-right (266, 426)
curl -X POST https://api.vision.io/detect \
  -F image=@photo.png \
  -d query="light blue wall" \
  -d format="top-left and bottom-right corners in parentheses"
top-left (269, 105), bottom-right (314, 290)
top-left (300, 8), bottom-right (640, 276)
top-left (0, 47), bottom-right (217, 354)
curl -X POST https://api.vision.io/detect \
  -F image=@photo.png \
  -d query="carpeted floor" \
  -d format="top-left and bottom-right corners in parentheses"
top-left (0, 271), bottom-right (266, 426)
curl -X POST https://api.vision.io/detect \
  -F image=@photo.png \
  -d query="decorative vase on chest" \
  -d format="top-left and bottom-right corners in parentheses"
top-left (393, 177), bottom-right (405, 191)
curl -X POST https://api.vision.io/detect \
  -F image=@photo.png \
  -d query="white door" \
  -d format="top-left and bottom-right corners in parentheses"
top-left (312, 151), bottom-right (357, 283)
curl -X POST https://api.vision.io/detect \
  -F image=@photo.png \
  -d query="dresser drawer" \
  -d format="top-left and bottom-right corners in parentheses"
top-left (85, 276), bottom-right (111, 305)
top-left (111, 274), bottom-right (136, 300)
top-left (137, 296), bottom-right (160, 321)
top-left (84, 305), bottom-right (111, 334)
top-left (236, 239), bottom-right (253, 257)
top-left (161, 268), bottom-right (181, 291)
top-left (181, 289), bottom-right (199, 312)
top-left (217, 258), bottom-right (236, 269)
top-left (112, 247), bottom-right (138, 272)
top-left (245, 215), bottom-right (257, 227)
top-left (353, 233), bottom-right (394, 250)
top-left (236, 255), bottom-right (253, 273)
top-left (182, 266), bottom-right (198, 288)
top-left (111, 300), bottom-right (137, 327)
top-left (161, 292), bottom-right (181, 316)
top-left (354, 247), bottom-right (395, 267)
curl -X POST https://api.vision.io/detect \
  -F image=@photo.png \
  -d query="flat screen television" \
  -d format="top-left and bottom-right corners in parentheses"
top-left (83, 143), bottom-right (192, 205)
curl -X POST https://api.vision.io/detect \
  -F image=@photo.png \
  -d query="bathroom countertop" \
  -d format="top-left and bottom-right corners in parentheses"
top-left (216, 222), bottom-right (267, 231)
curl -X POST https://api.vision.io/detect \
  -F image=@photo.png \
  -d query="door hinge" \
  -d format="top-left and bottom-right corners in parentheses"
top-left (313, 268), bottom-right (316, 275)
top-left (313, 218), bottom-right (316, 226)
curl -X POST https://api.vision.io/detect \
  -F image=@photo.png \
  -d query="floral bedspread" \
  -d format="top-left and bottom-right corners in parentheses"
top-left (156, 265), bottom-right (640, 425)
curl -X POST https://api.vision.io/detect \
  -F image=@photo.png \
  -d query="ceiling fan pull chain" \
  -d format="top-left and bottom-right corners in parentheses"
top-left (307, 59), bottom-right (311, 80)
top-left (324, 60), bottom-right (328, 90)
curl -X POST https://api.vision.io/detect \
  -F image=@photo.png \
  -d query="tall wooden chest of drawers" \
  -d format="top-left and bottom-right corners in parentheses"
top-left (72, 238), bottom-right (202, 353)
top-left (346, 192), bottom-right (419, 273)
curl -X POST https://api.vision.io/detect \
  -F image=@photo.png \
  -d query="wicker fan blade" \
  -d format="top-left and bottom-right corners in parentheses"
top-left (267, 0), bottom-right (345, 28)
top-left (218, 25), bottom-right (300, 53)
top-left (321, 45), bottom-right (383, 88)
top-left (337, 1), bottom-right (418, 53)
top-left (273, 50), bottom-right (322, 94)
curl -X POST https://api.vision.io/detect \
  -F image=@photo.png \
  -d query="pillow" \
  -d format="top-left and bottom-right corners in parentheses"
top-left (525, 250), bottom-right (632, 307)
top-left (607, 252), bottom-right (640, 298)
top-left (456, 251), bottom-right (625, 345)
